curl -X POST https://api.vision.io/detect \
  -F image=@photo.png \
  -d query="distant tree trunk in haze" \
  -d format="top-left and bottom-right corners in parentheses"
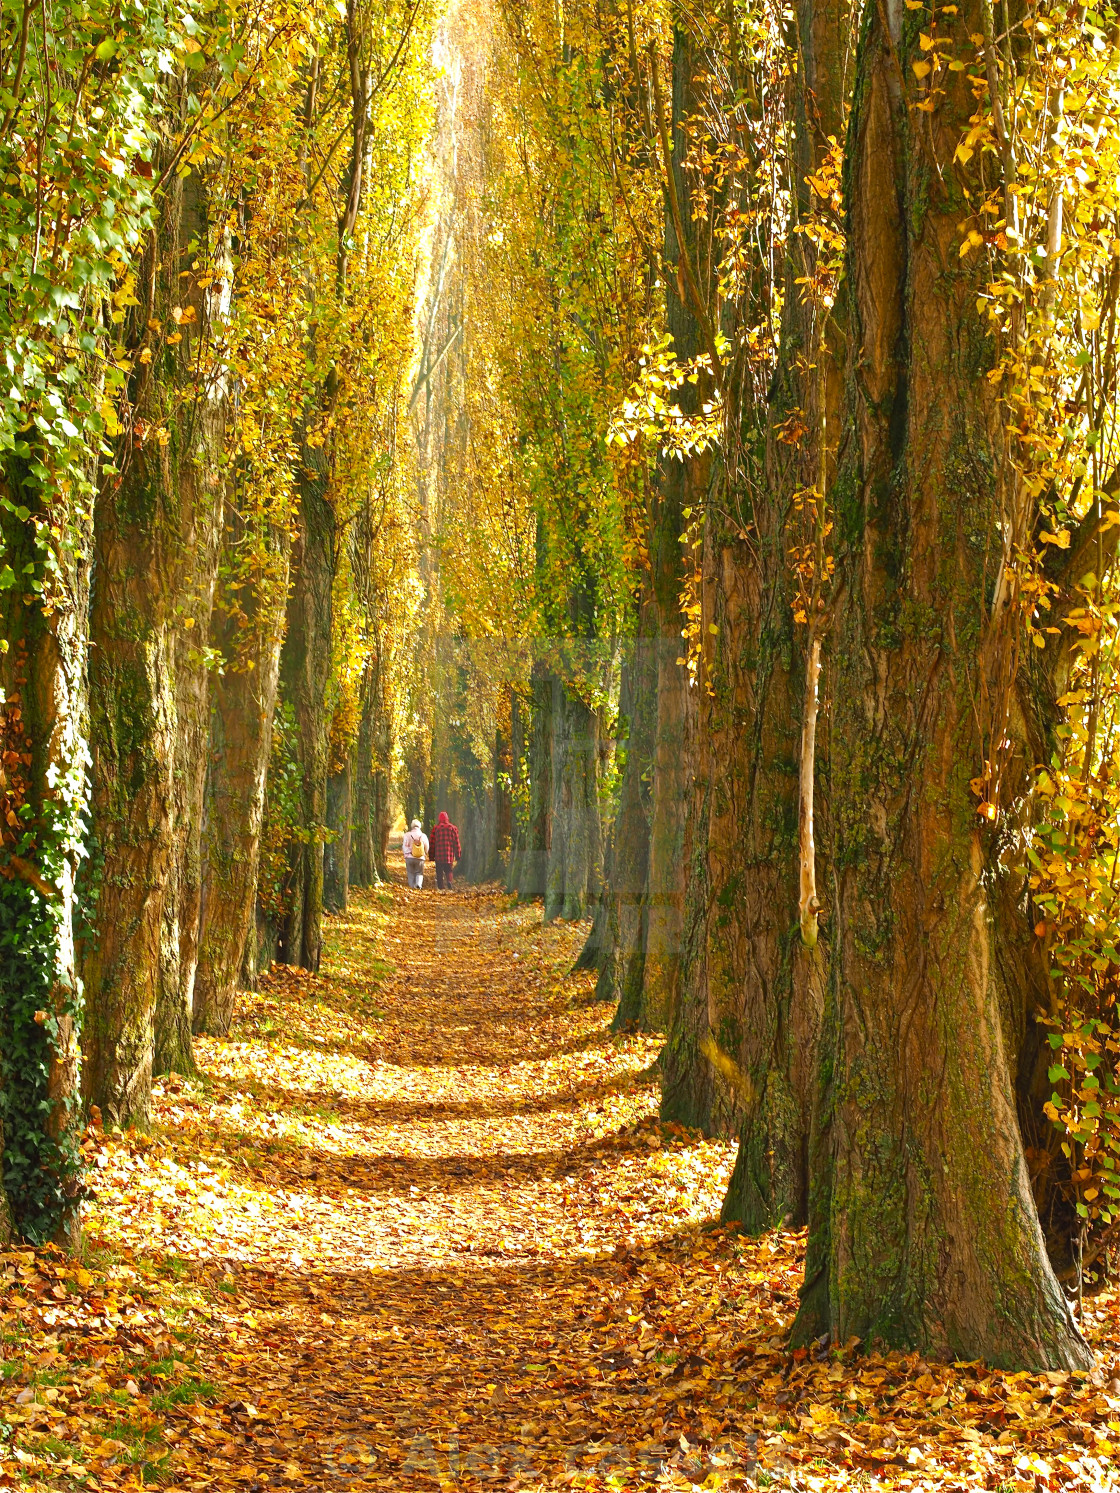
top-left (544, 679), bottom-right (601, 921)
top-left (603, 624), bottom-right (657, 1018)
top-left (372, 770), bottom-right (391, 880)
top-left (506, 688), bottom-right (529, 892)
top-left (514, 662), bottom-right (552, 899)
top-left (369, 678), bottom-right (393, 882)
top-left (352, 648), bottom-right (392, 884)
top-left (324, 756), bottom-right (352, 913)
top-left (82, 163), bottom-right (226, 1127)
top-left (493, 718), bottom-right (512, 880)
top-left (350, 656), bottom-right (380, 886)
top-left (276, 451), bottom-right (334, 972)
top-left (448, 774), bottom-right (492, 882)
top-left (793, 0), bottom-right (1090, 1369)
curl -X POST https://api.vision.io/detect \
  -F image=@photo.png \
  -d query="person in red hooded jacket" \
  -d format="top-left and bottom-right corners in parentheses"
top-left (429, 811), bottom-right (461, 890)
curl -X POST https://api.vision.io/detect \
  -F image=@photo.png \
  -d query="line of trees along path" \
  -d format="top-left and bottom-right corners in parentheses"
top-left (2, 0), bottom-right (1119, 1376)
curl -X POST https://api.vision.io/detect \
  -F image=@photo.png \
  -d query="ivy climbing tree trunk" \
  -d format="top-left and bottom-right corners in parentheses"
top-left (793, 0), bottom-right (1090, 1369)
top-left (0, 465), bottom-right (90, 1244)
top-left (82, 163), bottom-right (227, 1128)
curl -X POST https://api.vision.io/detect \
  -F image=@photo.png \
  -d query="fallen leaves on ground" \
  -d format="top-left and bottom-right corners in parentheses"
top-left (2, 874), bottom-right (1120, 1491)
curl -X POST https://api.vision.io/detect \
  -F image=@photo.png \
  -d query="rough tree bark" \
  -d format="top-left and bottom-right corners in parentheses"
top-left (706, 0), bottom-right (849, 1231)
top-left (192, 547), bottom-right (287, 1037)
top-left (695, 490), bottom-right (809, 1216)
top-left (153, 395), bottom-right (226, 1076)
top-left (793, 0), bottom-right (1089, 1368)
top-left (192, 491), bottom-right (290, 1035)
top-left (82, 164), bottom-right (226, 1127)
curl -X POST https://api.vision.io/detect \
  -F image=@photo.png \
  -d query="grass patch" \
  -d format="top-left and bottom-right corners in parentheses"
top-left (150, 1378), bottom-right (216, 1411)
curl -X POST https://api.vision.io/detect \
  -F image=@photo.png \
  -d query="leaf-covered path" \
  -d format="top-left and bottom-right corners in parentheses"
top-left (162, 873), bottom-right (740, 1487)
top-left (4, 870), bottom-right (1120, 1492)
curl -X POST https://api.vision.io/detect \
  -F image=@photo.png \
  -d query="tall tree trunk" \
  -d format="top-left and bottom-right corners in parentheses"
top-left (642, 554), bottom-right (699, 1030)
top-left (603, 625), bottom-right (657, 1018)
top-left (703, 484), bottom-right (812, 1224)
top-left (0, 463), bottom-right (90, 1244)
top-left (82, 165), bottom-right (226, 1127)
top-left (370, 681), bottom-right (393, 882)
top-left (276, 451), bottom-right (334, 971)
top-left (350, 655), bottom-right (379, 886)
top-left (706, 0), bottom-right (849, 1231)
top-left (324, 758), bottom-right (352, 913)
top-left (515, 661), bottom-right (553, 899)
top-left (658, 779), bottom-right (719, 1132)
top-left (153, 440), bottom-right (225, 1076)
top-left (657, 0), bottom-right (847, 1219)
top-left (449, 774), bottom-right (490, 882)
top-left (640, 25), bottom-right (710, 1035)
top-left (372, 762), bottom-right (391, 881)
top-left (506, 688), bottom-right (528, 892)
top-left (794, 0), bottom-right (1089, 1369)
top-left (493, 716), bottom-right (512, 880)
top-left (351, 648), bottom-right (393, 884)
top-left (192, 567), bottom-right (287, 1036)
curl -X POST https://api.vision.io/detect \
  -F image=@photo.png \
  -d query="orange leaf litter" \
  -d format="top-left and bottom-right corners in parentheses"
top-left (2, 875), bottom-right (1119, 1491)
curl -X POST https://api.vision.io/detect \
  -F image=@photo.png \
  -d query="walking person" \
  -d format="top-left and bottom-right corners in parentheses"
top-left (430, 811), bottom-right (461, 890)
top-left (402, 819), bottom-right (429, 890)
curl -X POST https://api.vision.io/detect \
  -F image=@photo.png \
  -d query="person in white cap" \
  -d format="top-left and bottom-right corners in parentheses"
top-left (402, 819), bottom-right (429, 889)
